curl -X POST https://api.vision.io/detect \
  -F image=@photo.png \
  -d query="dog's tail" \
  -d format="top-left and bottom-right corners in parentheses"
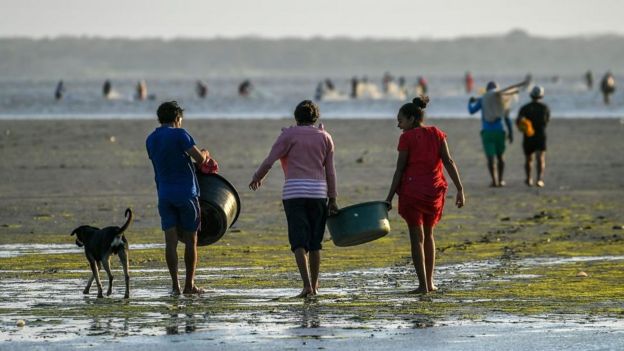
top-left (118, 208), bottom-right (133, 235)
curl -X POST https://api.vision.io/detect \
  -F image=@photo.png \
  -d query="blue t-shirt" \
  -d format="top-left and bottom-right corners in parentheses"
top-left (146, 126), bottom-right (199, 201)
top-left (468, 98), bottom-right (505, 132)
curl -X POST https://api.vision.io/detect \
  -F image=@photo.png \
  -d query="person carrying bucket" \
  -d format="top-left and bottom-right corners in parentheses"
top-left (249, 100), bottom-right (339, 298)
top-left (468, 78), bottom-right (528, 187)
top-left (146, 101), bottom-right (211, 296)
top-left (385, 96), bottom-right (465, 294)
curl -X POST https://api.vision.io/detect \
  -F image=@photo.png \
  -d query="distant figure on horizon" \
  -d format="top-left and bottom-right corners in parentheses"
top-left (524, 73), bottom-right (533, 91)
top-left (314, 81), bottom-right (324, 101)
top-left (468, 79), bottom-right (529, 187)
top-left (55, 80), bottom-right (65, 100)
top-left (382, 72), bottom-right (393, 93)
top-left (584, 70), bottom-right (594, 90)
top-left (464, 72), bottom-right (474, 94)
top-left (103, 80), bottom-right (112, 99)
top-left (239, 80), bottom-right (253, 97)
top-left (516, 86), bottom-right (550, 188)
top-left (351, 76), bottom-right (359, 99)
top-left (600, 72), bottom-right (616, 105)
top-left (136, 80), bottom-right (148, 101)
top-left (324, 79), bottom-right (335, 92)
top-left (417, 76), bottom-right (428, 95)
top-left (196, 80), bottom-right (208, 98)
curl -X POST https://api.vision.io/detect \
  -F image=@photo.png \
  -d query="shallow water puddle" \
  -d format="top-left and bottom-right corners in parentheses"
top-left (1, 254), bottom-right (623, 343)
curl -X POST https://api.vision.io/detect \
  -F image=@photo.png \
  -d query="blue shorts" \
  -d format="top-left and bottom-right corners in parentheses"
top-left (158, 197), bottom-right (201, 232)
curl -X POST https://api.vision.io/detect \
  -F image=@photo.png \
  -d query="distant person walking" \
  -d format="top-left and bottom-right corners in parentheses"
top-left (54, 80), bottom-right (65, 100)
top-left (239, 80), bottom-right (253, 97)
top-left (351, 76), bottom-right (360, 99)
top-left (196, 80), bottom-right (208, 98)
top-left (385, 96), bottom-right (465, 294)
top-left (417, 76), bottom-right (428, 95)
top-left (600, 72), bottom-right (616, 105)
top-left (585, 70), bottom-right (594, 90)
top-left (103, 80), bottom-right (112, 99)
top-left (516, 86), bottom-right (550, 188)
top-left (468, 79), bottom-right (528, 187)
top-left (464, 72), bottom-right (474, 94)
top-left (136, 80), bottom-right (148, 101)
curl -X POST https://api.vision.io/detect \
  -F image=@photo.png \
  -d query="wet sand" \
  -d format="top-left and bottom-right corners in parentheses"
top-left (0, 118), bottom-right (623, 349)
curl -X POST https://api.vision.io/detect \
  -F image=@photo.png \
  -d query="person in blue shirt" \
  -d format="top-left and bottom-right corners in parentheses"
top-left (146, 101), bottom-right (210, 296)
top-left (468, 79), bottom-right (527, 187)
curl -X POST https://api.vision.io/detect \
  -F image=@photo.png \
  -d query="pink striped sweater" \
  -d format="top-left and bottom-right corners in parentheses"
top-left (253, 124), bottom-right (337, 199)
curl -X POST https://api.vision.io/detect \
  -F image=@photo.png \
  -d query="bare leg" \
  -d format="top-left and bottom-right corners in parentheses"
top-left (309, 250), bottom-right (320, 295)
top-left (537, 151), bottom-right (546, 186)
top-left (293, 248), bottom-right (313, 297)
top-left (524, 153), bottom-right (534, 186)
top-left (408, 225), bottom-right (428, 293)
top-left (183, 230), bottom-right (202, 294)
top-left (101, 258), bottom-right (114, 296)
top-left (164, 227), bottom-right (181, 295)
top-left (423, 226), bottom-right (437, 291)
top-left (486, 156), bottom-right (498, 186)
top-left (496, 154), bottom-right (505, 186)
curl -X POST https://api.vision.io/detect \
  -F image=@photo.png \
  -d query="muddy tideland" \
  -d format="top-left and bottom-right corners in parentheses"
top-left (1, 119), bottom-right (623, 350)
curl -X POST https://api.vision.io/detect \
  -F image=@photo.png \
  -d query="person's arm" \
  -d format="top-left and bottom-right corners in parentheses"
top-left (249, 132), bottom-right (290, 191)
top-left (385, 150), bottom-right (408, 210)
top-left (186, 146), bottom-right (209, 164)
top-left (440, 139), bottom-right (465, 208)
top-left (468, 98), bottom-right (482, 115)
top-left (500, 79), bottom-right (529, 95)
top-left (324, 136), bottom-right (339, 215)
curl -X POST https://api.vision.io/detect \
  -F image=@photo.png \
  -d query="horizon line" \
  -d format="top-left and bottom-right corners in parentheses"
top-left (2, 29), bottom-right (624, 42)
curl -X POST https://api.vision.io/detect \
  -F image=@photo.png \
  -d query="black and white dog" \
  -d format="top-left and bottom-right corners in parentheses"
top-left (71, 208), bottom-right (132, 298)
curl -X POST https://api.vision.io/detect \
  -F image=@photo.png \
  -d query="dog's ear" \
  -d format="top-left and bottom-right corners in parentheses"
top-left (70, 228), bottom-right (79, 236)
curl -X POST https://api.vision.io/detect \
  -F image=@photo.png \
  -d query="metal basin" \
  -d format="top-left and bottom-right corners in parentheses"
top-left (327, 201), bottom-right (391, 247)
top-left (179, 173), bottom-right (241, 246)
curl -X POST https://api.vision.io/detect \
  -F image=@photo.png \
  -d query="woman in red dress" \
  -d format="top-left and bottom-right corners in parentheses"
top-left (385, 96), bottom-right (465, 294)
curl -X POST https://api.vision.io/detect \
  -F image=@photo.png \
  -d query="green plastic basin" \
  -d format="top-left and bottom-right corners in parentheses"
top-left (327, 201), bottom-right (391, 247)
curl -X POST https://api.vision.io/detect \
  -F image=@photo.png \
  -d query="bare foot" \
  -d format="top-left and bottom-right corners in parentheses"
top-left (408, 287), bottom-right (428, 295)
top-left (525, 179), bottom-right (533, 187)
top-left (498, 180), bottom-right (506, 187)
top-left (183, 286), bottom-right (204, 295)
top-left (428, 285), bottom-right (438, 292)
top-left (295, 288), bottom-right (314, 298)
top-left (536, 180), bottom-right (545, 188)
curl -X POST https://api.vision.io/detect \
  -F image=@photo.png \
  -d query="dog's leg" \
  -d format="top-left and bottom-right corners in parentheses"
top-left (88, 257), bottom-right (104, 298)
top-left (118, 248), bottom-right (130, 299)
top-left (84, 274), bottom-right (94, 294)
top-left (102, 256), bottom-right (114, 296)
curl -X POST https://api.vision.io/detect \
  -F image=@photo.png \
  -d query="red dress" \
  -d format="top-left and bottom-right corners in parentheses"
top-left (397, 126), bottom-right (448, 226)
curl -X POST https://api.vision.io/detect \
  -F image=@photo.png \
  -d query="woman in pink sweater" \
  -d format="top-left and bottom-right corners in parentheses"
top-left (249, 100), bottom-right (339, 298)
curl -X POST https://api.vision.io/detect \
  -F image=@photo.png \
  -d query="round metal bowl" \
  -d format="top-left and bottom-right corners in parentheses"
top-left (179, 173), bottom-right (241, 246)
top-left (327, 201), bottom-right (391, 247)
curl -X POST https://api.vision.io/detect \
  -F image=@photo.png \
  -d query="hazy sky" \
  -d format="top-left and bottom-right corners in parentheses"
top-left (1, 0), bottom-right (622, 39)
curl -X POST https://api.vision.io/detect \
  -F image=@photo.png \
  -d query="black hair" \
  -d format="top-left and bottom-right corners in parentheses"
top-left (157, 101), bottom-right (184, 124)
top-left (294, 100), bottom-right (320, 124)
top-left (399, 95), bottom-right (430, 121)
